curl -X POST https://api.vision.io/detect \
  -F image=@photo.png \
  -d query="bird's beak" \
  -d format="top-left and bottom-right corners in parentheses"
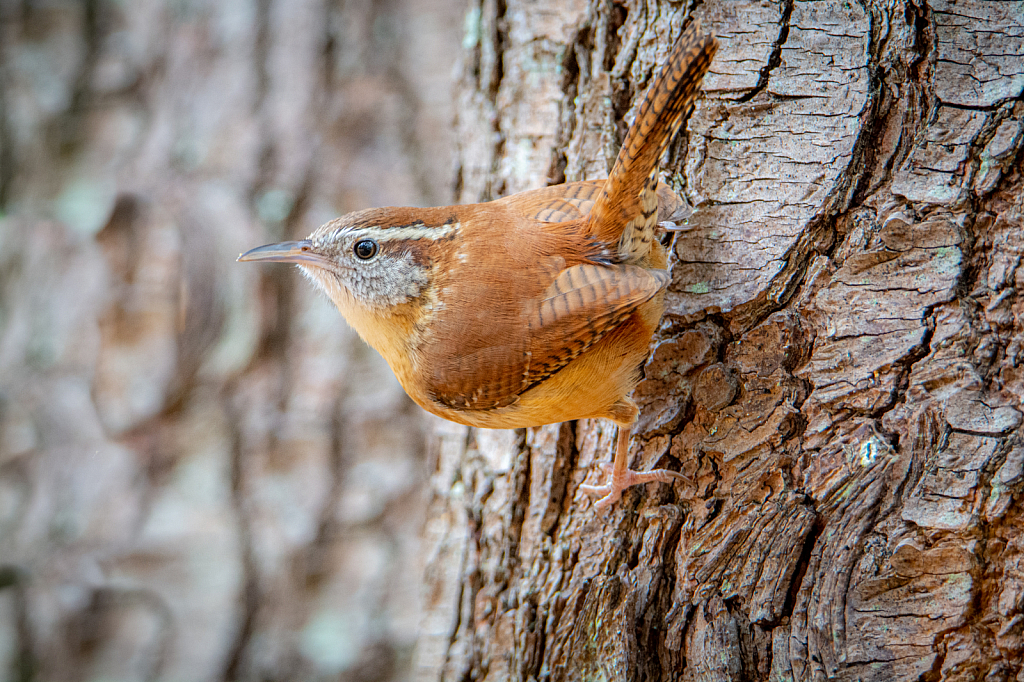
top-left (237, 240), bottom-right (332, 267)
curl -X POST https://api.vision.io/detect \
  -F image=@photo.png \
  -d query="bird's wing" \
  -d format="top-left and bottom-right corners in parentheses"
top-left (422, 262), bottom-right (667, 412)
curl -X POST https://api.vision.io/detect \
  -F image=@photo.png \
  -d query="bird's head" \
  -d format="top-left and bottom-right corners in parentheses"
top-left (239, 207), bottom-right (459, 315)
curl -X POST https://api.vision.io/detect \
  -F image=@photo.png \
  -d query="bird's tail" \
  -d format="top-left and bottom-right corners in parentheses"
top-left (586, 20), bottom-right (717, 264)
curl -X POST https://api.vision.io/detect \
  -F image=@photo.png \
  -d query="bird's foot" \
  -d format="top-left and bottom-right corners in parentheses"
top-left (580, 464), bottom-right (690, 510)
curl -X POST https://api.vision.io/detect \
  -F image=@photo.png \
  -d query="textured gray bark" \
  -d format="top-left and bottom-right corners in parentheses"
top-left (420, 0), bottom-right (1024, 680)
top-left (0, 1), bottom-right (462, 680)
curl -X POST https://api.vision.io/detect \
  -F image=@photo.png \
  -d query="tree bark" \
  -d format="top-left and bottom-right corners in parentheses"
top-left (418, 1), bottom-right (1024, 680)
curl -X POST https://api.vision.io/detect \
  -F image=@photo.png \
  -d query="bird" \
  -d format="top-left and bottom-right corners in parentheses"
top-left (239, 20), bottom-right (718, 509)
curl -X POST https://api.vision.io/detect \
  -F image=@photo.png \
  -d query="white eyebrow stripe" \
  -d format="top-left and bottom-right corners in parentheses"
top-left (359, 222), bottom-right (460, 242)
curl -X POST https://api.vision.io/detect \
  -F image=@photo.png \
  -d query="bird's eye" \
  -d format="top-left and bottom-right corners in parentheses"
top-left (353, 239), bottom-right (378, 260)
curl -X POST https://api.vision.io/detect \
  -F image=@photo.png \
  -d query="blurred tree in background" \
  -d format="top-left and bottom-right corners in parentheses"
top-left (0, 0), bottom-right (462, 680)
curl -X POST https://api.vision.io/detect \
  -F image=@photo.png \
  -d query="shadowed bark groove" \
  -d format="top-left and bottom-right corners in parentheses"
top-left (419, 0), bottom-right (1024, 680)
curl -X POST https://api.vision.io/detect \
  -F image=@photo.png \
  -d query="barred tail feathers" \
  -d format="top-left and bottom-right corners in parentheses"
top-left (586, 20), bottom-right (718, 263)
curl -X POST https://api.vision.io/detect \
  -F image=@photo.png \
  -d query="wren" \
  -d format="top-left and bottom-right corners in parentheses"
top-left (240, 21), bottom-right (718, 509)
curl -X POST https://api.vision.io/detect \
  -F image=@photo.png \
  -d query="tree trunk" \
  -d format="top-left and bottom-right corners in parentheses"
top-left (418, 1), bottom-right (1024, 680)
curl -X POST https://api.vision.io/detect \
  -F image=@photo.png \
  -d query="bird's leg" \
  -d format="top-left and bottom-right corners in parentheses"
top-left (579, 422), bottom-right (690, 510)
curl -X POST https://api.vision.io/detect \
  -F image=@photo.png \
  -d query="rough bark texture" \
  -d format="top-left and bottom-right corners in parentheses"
top-left (0, 1), bottom-right (463, 680)
top-left (420, 1), bottom-right (1024, 680)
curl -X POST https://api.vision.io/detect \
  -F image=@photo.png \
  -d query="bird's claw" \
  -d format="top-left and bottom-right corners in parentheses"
top-left (580, 465), bottom-right (690, 510)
